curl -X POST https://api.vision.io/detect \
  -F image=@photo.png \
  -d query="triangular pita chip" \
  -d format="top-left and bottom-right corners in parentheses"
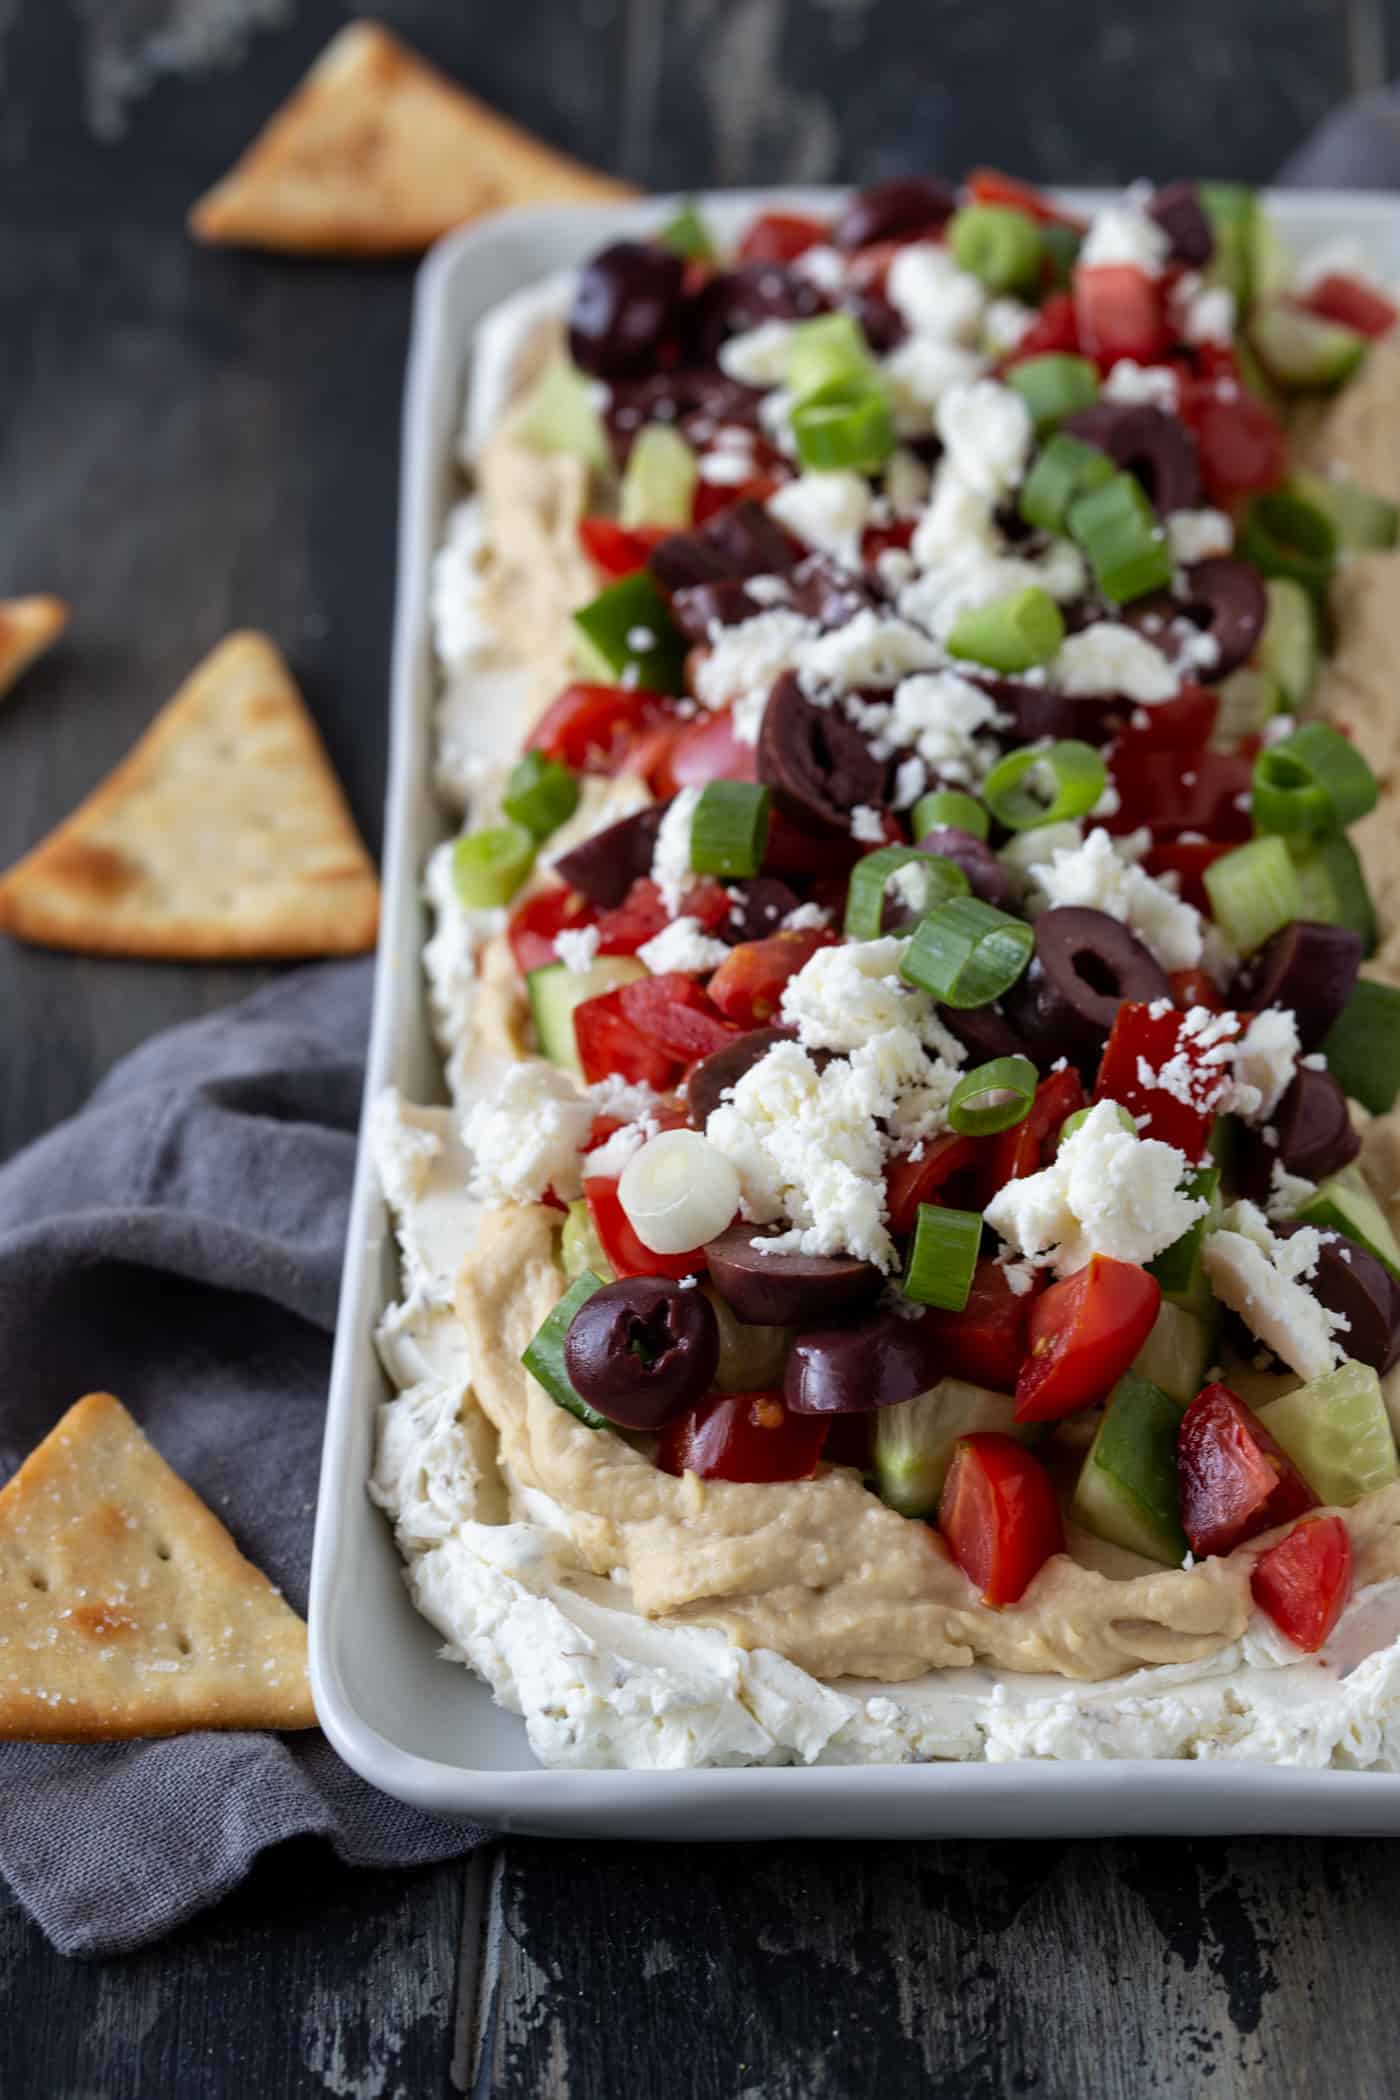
top-left (0, 630), bottom-right (379, 958)
top-left (0, 595), bottom-right (67, 700)
top-left (189, 18), bottom-right (634, 255)
top-left (0, 1393), bottom-right (315, 1739)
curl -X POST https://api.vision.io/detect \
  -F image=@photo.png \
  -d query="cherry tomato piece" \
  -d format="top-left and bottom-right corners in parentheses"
top-left (693, 473), bottom-right (780, 524)
top-left (1073, 264), bottom-right (1170, 368)
top-left (1183, 386), bottom-right (1287, 505)
top-left (584, 1177), bottom-right (706, 1281)
top-left (736, 212), bottom-right (831, 264)
top-left (1250, 1514), bottom-right (1353, 1653)
top-left (965, 169), bottom-right (1083, 228)
top-left (1300, 273), bottom-right (1398, 339)
top-left (617, 974), bottom-right (739, 1061)
top-left (528, 683), bottom-right (672, 773)
top-left (1103, 747), bottom-right (1253, 842)
top-left (1093, 1000), bottom-right (1232, 1159)
top-left (981, 1068), bottom-right (1086, 1199)
top-left (707, 927), bottom-right (838, 1027)
top-left (1177, 1382), bottom-right (1319, 1560)
top-left (1114, 684), bottom-right (1219, 751)
top-left (938, 1432), bottom-right (1066, 1606)
top-left (572, 986), bottom-right (682, 1090)
top-left (1014, 1255), bottom-right (1161, 1424)
top-left (577, 517), bottom-right (673, 578)
top-left (922, 1258), bottom-right (1040, 1394)
top-left (657, 1389), bottom-right (830, 1480)
top-left (886, 1133), bottom-right (982, 1238)
top-left (1167, 964), bottom-right (1226, 1013)
top-left (507, 885), bottom-right (598, 975)
top-left (1144, 840), bottom-right (1234, 916)
top-left (652, 707), bottom-right (759, 797)
top-left (1002, 290), bottom-right (1080, 365)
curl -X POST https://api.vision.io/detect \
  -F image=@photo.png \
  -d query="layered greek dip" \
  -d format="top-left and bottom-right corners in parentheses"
top-left (371, 174), bottom-right (1400, 1770)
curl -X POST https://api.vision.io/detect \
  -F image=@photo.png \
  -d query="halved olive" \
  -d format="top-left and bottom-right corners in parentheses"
top-left (563, 1277), bottom-right (720, 1429)
top-left (1275, 1223), bottom-right (1400, 1377)
top-left (1230, 921), bottom-right (1363, 1052)
top-left (757, 673), bottom-right (888, 834)
top-left (834, 176), bottom-right (957, 251)
top-left (686, 1028), bottom-right (796, 1129)
top-left (784, 1309), bottom-right (944, 1414)
top-left (569, 241), bottom-right (687, 379)
top-left (551, 803), bottom-right (666, 908)
top-left (705, 1225), bottom-right (882, 1328)
top-left (1061, 402), bottom-right (1203, 516)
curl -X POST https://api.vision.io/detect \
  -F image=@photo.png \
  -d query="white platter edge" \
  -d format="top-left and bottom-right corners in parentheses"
top-left (309, 186), bottom-right (1400, 1833)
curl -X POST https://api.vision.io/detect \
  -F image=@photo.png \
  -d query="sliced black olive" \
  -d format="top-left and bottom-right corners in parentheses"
top-left (757, 672), bottom-right (888, 834)
top-left (670, 579), bottom-right (764, 643)
top-left (564, 1278), bottom-right (720, 1429)
top-left (1061, 402), bottom-right (1203, 516)
top-left (720, 876), bottom-right (802, 944)
top-left (686, 1028), bottom-right (797, 1130)
top-left (551, 803), bottom-right (666, 909)
top-left (1146, 181), bottom-right (1214, 266)
top-left (648, 499), bottom-right (798, 594)
top-left (569, 241), bottom-right (687, 379)
top-left (1275, 1223), bottom-right (1400, 1377)
top-left (911, 827), bottom-right (1015, 912)
top-left (1128, 558), bottom-right (1268, 680)
top-left (680, 263), bottom-right (827, 364)
top-left (706, 1226), bottom-right (882, 1329)
top-left (785, 552), bottom-right (882, 630)
top-left (1230, 921), bottom-right (1364, 1052)
top-left (1005, 907), bottom-right (1172, 1072)
top-left (978, 675), bottom-right (1130, 746)
top-left (1236, 1068), bottom-right (1362, 1200)
top-left (844, 287), bottom-right (906, 354)
top-left (784, 1308), bottom-right (944, 1414)
top-left (937, 1001), bottom-right (1032, 1063)
top-left (834, 177), bottom-right (957, 251)
top-left (605, 369), bottom-right (766, 467)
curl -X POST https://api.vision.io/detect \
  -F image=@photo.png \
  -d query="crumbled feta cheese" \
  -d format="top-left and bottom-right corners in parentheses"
top-left (780, 935), bottom-right (960, 1059)
top-left (1027, 826), bottom-right (1204, 971)
top-left (1166, 509), bottom-right (1235, 564)
top-left (463, 1060), bottom-right (592, 1206)
top-left (698, 447), bottom-right (758, 487)
top-left (781, 901), bottom-right (831, 931)
top-left (984, 1099), bottom-right (1208, 1279)
top-left (850, 803), bottom-right (886, 844)
top-left (651, 787), bottom-right (701, 912)
top-left (799, 610), bottom-right (944, 694)
top-left (1227, 1007), bottom-right (1300, 1123)
top-left (1080, 202), bottom-right (1171, 278)
top-left (1204, 1202), bottom-right (1348, 1380)
top-left (887, 670), bottom-right (1005, 785)
top-left (935, 380), bottom-right (1033, 498)
top-left (881, 337), bottom-right (986, 429)
top-left (999, 821), bottom-right (1083, 887)
top-left (1052, 622), bottom-right (1179, 703)
top-left (1103, 361), bottom-right (1180, 410)
top-left (910, 464), bottom-right (1001, 568)
top-left (637, 916), bottom-right (732, 975)
top-left (693, 609), bottom-right (814, 743)
top-left (583, 1118), bottom-right (656, 1181)
top-left (791, 243), bottom-right (846, 294)
top-left (982, 296), bottom-right (1035, 354)
top-left (894, 754), bottom-right (929, 809)
top-left (717, 319), bottom-right (794, 386)
top-left (1266, 1158), bottom-right (1317, 1223)
top-left (1170, 269), bottom-right (1236, 345)
top-left (767, 470), bottom-right (873, 566)
top-left (883, 446), bottom-right (934, 516)
top-left (554, 924), bottom-right (601, 973)
top-left (886, 242), bottom-right (987, 343)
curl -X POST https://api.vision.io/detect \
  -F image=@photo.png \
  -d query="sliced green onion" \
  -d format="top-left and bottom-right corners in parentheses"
top-left (1201, 834), bottom-right (1302, 956)
top-left (619, 424), bottom-right (698, 530)
top-left (452, 824), bottom-right (536, 908)
top-left (1321, 979), bottom-right (1400, 1116)
top-left (1019, 432), bottom-right (1116, 535)
top-left (946, 585), bottom-right (1066, 675)
top-left (503, 751), bottom-right (580, 840)
top-left (900, 897), bottom-right (1036, 1008)
top-left (785, 310), bottom-right (875, 399)
top-left (789, 377), bottom-right (895, 472)
top-left (948, 1055), bottom-right (1038, 1137)
top-left (690, 780), bottom-right (771, 878)
top-left (902, 1203), bottom-right (983, 1311)
top-left (1060, 1101), bottom-right (1136, 1147)
top-left (1238, 488), bottom-right (1337, 598)
top-left (1006, 354), bottom-right (1099, 434)
top-left (1039, 221), bottom-right (1082, 289)
top-left (911, 789), bottom-right (989, 843)
top-left (572, 571), bottom-right (687, 694)
top-left (948, 203), bottom-right (1043, 292)
top-left (1251, 720), bottom-right (1378, 839)
top-left (1292, 834), bottom-right (1378, 954)
top-left (521, 1271), bottom-right (610, 1430)
top-left (844, 846), bottom-right (968, 942)
top-left (1067, 471), bottom-right (1173, 604)
top-left (658, 200), bottom-right (715, 262)
top-left (982, 739), bottom-right (1106, 832)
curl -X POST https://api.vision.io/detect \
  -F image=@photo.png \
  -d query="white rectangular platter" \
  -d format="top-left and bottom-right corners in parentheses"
top-left (310, 187), bottom-right (1400, 1834)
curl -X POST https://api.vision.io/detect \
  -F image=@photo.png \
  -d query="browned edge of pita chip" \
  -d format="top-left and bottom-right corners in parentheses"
top-left (0, 595), bottom-right (68, 700)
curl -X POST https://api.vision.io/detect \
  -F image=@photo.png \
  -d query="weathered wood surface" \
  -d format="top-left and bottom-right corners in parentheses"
top-left (3, 1), bottom-right (1400, 2094)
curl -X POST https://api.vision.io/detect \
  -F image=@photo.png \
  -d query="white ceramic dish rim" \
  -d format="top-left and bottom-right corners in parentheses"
top-left (310, 186), bottom-right (1400, 1834)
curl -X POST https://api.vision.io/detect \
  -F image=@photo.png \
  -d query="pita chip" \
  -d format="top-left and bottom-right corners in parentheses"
top-left (0, 1393), bottom-right (315, 1739)
top-left (0, 595), bottom-right (67, 701)
top-left (189, 18), bottom-right (634, 255)
top-left (0, 630), bottom-right (379, 959)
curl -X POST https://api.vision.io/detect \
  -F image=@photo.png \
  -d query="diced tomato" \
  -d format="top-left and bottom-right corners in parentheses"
top-left (1167, 964), bottom-right (1226, 1013)
top-left (651, 707), bottom-right (759, 797)
top-left (922, 1258), bottom-right (1039, 1393)
top-left (1014, 1255), bottom-right (1161, 1424)
top-left (1115, 684), bottom-right (1219, 752)
top-left (981, 1067), bottom-right (1086, 1199)
top-left (528, 683), bottom-right (672, 774)
top-left (1093, 1000), bottom-right (1233, 1159)
top-left (707, 927), bottom-right (838, 1027)
top-left (861, 517), bottom-right (917, 564)
top-left (1251, 1514), bottom-right (1353, 1653)
top-left (965, 169), bottom-right (1083, 228)
top-left (583, 1177), bottom-right (706, 1281)
top-left (1073, 264), bottom-right (1170, 369)
top-left (506, 885), bottom-right (598, 975)
top-left (592, 876), bottom-right (731, 957)
top-left (693, 473), bottom-right (780, 524)
top-left (1300, 272), bottom-right (1398, 340)
top-left (763, 807), bottom-right (859, 878)
top-left (1143, 840), bottom-right (1234, 916)
top-left (617, 974), bottom-right (738, 1060)
top-left (657, 1390), bottom-right (829, 1481)
top-left (736, 211), bottom-right (830, 265)
top-left (572, 986), bottom-right (682, 1090)
top-left (1104, 746), bottom-right (1253, 843)
top-left (1002, 290), bottom-right (1079, 365)
top-left (937, 1432), bottom-right (1065, 1606)
top-left (1181, 384), bottom-right (1287, 505)
top-left (1177, 1382), bottom-right (1319, 1560)
top-left (577, 516), bottom-right (673, 579)
top-left (886, 1133), bottom-right (982, 1238)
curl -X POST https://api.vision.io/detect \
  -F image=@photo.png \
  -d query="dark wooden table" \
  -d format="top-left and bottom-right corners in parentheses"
top-left (4, 3), bottom-right (1400, 2093)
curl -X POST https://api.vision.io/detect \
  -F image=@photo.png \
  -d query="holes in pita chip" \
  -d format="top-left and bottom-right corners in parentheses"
top-left (154, 1541), bottom-right (172, 1561)
top-left (28, 1571), bottom-right (48, 1591)
top-left (176, 1634), bottom-right (192, 1656)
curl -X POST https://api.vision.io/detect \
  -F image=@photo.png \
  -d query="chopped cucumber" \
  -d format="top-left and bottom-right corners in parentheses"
top-left (1148, 1167), bottom-right (1221, 1320)
top-left (1249, 302), bottom-right (1368, 392)
top-left (572, 572), bottom-right (688, 693)
top-left (1211, 667), bottom-right (1282, 749)
top-left (1290, 834), bottom-right (1378, 954)
top-left (873, 1379), bottom-right (1023, 1517)
top-left (527, 956), bottom-right (647, 1074)
top-left (705, 1289), bottom-right (792, 1395)
top-left (1258, 1358), bottom-right (1399, 1506)
top-left (1199, 182), bottom-right (1255, 306)
top-left (1297, 1168), bottom-right (1400, 1283)
top-left (1257, 577), bottom-right (1320, 712)
top-left (1248, 208), bottom-right (1294, 309)
top-left (1132, 1299), bottom-right (1216, 1409)
top-left (522, 1271), bottom-right (610, 1430)
top-left (619, 424), bottom-right (698, 530)
top-left (1235, 336), bottom-right (1286, 416)
top-left (561, 1198), bottom-right (614, 1283)
top-left (1071, 1370), bottom-right (1188, 1565)
top-left (1290, 468), bottom-right (1400, 552)
top-left (513, 355), bottom-right (610, 473)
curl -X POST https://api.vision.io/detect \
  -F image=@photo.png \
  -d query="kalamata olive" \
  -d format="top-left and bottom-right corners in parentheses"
top-left (605, 369), bottom-right (764, 465)
top-left (569, 241), bottom-right (687, 379)
top-left (1274, 1223), bottom-right (1400, 1377)
top-left (1230, 921), bottom-right (1364, 1052)
top-left (1005, 907), bottom-right (1172, 1071)
top-left (785, 552), bottom-right (882, 629)
top-left (938, 1001), bottom-right (1032, 1063)
top-left (784, 1308), bottom-right (944, 1414)
top-left (913, 827), bottom-right (1016, 911)
top-left (681, 263), bottom-right (827, 363)
top-left (687, 1028), bottom-right (796, 1129)
top-left (706, 1225), bottom-right (883, 1329)
top-left (720, 877), bottom-right (802, 944)
top-left (834, 176), bottom-right (957, 251)
top-left (978, 675), bottom-right (1130, 747)
top-left (1146, 181), bottom-right (1214, 266)
top-left (757, 672), bottom-right (888, 834)
top-left (564, 1277), bottom-right (720, 1429)
top-left (648, 499), bottom-right (799, 593)
top-left (670, 579), bottom-right (764, 642)
top-left (551, 802), bottom-right (666, 908)
top-left (1061, 403), bottom-right (1203, 515)
top-left (1128, 558), bottom-right (1267, 679)
top-left (844, 288), bottom-right (906, 354)
top-left (1238, 1067), bottom-right (1361, 1201)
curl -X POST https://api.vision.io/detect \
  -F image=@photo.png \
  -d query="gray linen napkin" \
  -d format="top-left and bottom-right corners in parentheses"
top-left (0, 961), bottom-right (482, 1959)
